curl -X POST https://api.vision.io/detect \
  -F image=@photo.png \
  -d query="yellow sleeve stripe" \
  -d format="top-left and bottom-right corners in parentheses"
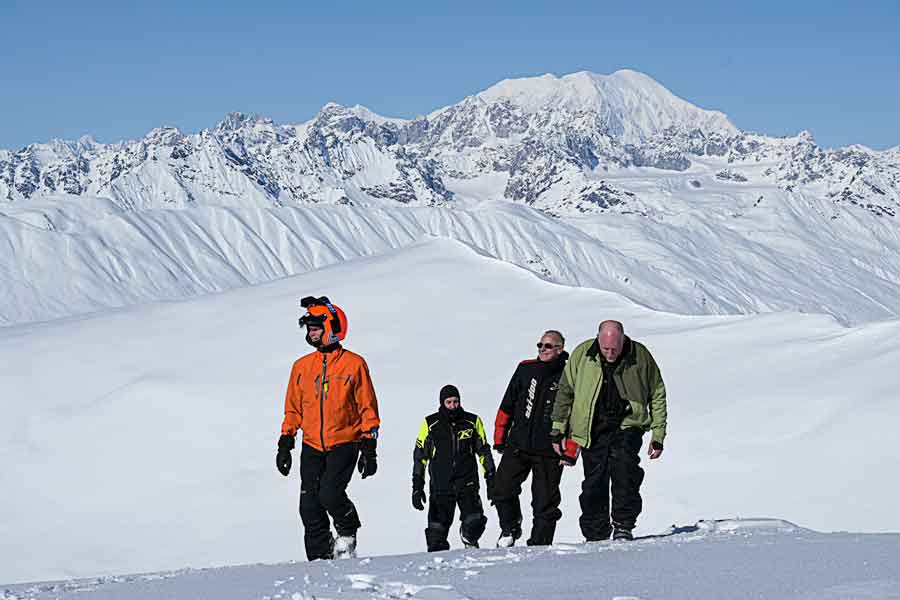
top-left (415, 418), bottom-right (429, 449)
top-left (475, 416), bottom-right (487, 443)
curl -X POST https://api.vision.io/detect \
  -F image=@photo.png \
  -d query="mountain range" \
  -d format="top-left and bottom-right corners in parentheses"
top-left (1, 69), bottom-right (899, 325)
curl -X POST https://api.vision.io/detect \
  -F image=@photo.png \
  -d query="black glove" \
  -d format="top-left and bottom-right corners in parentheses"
top-left (276, 435), bottom-right (294, 476)
top-left (493, 443), bottom-right (506, 454)
top-left (413, 477), bottom-right (425, 510)
top-left (484, 472), bottom-right (497, 505)
top-left (357, 437), bottom-right (378, 478)
top-left (412, 476), bottom-right (426, 510)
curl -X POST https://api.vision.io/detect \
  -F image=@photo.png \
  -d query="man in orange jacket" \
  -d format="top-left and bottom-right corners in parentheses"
top-left (276, 296), bottom-right (380, 560)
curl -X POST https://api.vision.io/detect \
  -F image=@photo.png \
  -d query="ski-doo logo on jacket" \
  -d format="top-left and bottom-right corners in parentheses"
top-left (494, 353), bottom-right (569, 457)
top-left (525, 378), bottom-right (538, 419)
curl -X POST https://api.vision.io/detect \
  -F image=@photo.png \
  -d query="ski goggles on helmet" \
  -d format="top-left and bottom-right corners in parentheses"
top-left (299, 296), bottom-right (346, 343)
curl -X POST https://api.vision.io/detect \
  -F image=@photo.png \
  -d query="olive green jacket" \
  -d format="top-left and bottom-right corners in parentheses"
top-left (550, 337), bottom-right (667, 447)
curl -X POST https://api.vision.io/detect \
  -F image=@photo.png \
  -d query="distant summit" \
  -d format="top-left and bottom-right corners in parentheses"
top-left (472, 69), bottom-right (737, 144)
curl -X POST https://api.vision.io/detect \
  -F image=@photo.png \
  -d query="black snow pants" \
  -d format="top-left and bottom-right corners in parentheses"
top-left (299, 442), bottom-right (361, 560)
top-left (492, 449), bottom-right (563, 545)
top-left (425, 488), bottom-right (487, 552)
top-left (579, 426), bottom-right (645, 540)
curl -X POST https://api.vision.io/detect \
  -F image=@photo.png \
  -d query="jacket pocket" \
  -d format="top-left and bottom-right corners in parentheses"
top-left (630, 399), bottom-right (646, 424)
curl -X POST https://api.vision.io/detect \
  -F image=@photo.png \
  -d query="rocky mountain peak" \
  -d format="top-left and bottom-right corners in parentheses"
top-left (144, 126), bottom-right (184, 147)
top-left (0, 70), bottom-right (896, 220)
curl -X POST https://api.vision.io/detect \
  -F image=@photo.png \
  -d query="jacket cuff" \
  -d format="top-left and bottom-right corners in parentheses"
top-left (493, 409), bottom-right (511, 446)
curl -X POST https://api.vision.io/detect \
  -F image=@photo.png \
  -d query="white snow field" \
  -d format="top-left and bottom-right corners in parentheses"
top-left (5, 520), bottom-right (900, 600)
top-left (3, 239), bottom-right (900, 593)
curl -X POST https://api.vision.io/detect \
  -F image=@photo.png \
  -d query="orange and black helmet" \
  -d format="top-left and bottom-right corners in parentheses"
top-left (299, 296), bottom-right (348, 345)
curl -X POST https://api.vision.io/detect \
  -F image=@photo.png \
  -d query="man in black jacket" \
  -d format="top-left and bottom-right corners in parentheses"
top-left (412, 384), bottom-right (496, 552)
top-left (491, 330), bottom-right (569, 547)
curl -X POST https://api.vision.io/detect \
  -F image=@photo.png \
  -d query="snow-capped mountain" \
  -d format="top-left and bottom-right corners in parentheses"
top-left (3, 69), bottom-right (896, 216)
top-left (1, 69), bottom-right (899, 326)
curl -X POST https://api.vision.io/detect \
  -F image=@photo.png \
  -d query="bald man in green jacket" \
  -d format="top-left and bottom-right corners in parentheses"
top-left (550, 320), bottom-right (667, 541)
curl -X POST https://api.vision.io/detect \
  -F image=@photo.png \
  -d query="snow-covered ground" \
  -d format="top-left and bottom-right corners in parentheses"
top-left (4, 520), bottom-right (900, 599)
top-left (3, 239), bottom-right (899, 589)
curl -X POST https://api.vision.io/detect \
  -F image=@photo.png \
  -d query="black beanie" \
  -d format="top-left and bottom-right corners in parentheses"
top-left (439, 384), bottom-right (460, 403)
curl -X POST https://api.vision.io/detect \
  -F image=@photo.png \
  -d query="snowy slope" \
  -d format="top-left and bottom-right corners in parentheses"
top-left (5, 520), bottom-right (900, 599)
top-left (3, 239), bottom-right (900, 585)
top-left (3, 183), bottom-right (900, 327)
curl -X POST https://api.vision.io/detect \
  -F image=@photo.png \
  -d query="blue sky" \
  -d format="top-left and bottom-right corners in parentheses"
top-left (1, 1), bottom-right (898, 150)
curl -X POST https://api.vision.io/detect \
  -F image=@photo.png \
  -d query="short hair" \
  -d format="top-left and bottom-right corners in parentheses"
top-left (598, 320), bottom-right (625, 335)
top-left (542, 330), bottom-right (565, 346)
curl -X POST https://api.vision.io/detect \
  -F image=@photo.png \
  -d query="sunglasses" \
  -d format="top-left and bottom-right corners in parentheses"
top-left (536, 343), bottom-right (561, 350)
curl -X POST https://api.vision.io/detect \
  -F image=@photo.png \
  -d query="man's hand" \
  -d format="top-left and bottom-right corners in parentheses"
top-left (484, 472), bottom-right (497, 505)
top-left (412, 488), bottom-right (427, 511)
top-left (648, 440), bottom-right (664, 460)
top-left (358, 437), bottom-right (378, 478)
top-left (276, 435), bottom-right (294, 476)
top-left (493, 443), bottom-right (506, 454)
top-left (549, 430), bottom-right (564, 457)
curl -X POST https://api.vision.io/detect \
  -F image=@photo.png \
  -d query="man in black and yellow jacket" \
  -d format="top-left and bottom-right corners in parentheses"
top-left (412, 384), bottom-right (496, 551)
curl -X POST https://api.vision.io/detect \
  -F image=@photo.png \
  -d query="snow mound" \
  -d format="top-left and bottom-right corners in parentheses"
top-left (4, 520), bottom-right (900, 599)
top-left (697, 518), bottom-right (806, 534)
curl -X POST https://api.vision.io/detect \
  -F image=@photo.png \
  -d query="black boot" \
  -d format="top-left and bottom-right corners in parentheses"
top-left (527, 520), bottom-right (557, 546)
top-left (425, 522), bottom-right (450, 552)
top-left (496, 525), bottom-right (521, 548)
top-left (460, 513), bottom-right (487, 549)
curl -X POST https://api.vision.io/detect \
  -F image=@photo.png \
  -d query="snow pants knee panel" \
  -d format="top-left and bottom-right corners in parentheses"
top-left (425, 490), bottom-right (486, 551)
top-left (425, 522), bottom-right (450, 552)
